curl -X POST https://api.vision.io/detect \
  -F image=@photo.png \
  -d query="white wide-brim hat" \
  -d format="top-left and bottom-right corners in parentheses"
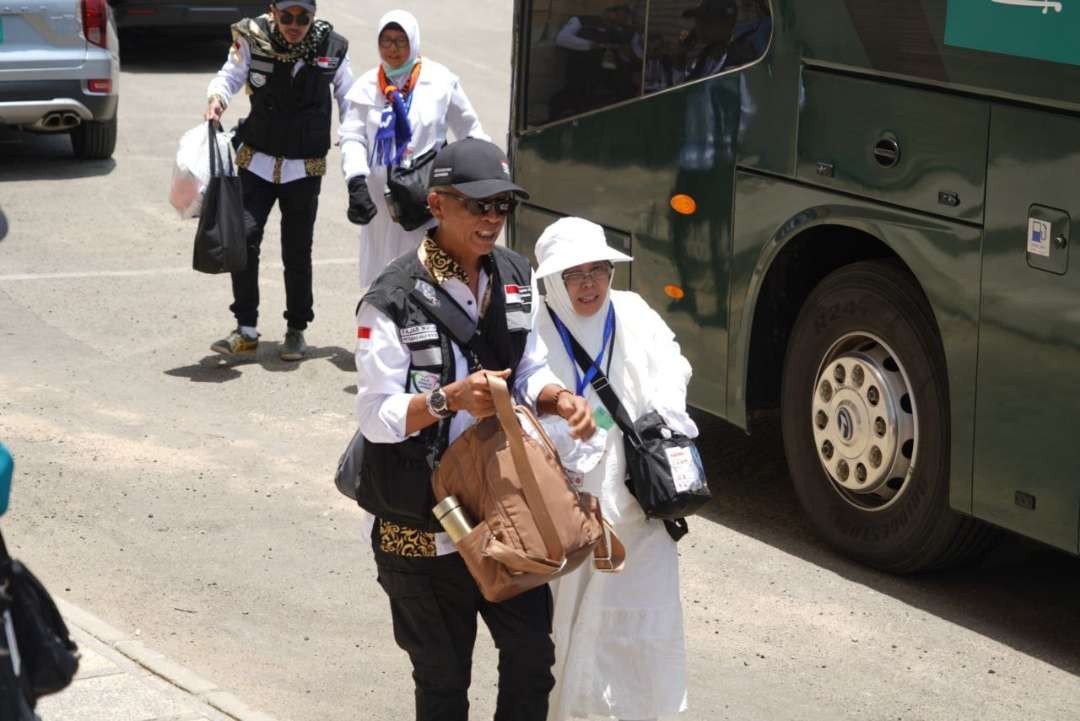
top-left (533, 217), bottom-right (633, 279)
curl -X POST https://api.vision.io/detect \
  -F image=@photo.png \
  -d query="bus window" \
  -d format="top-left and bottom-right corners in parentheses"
top-left (523, 2), bottom-right (646, 128)
top-left (644, 0), bottom-right (771, 93)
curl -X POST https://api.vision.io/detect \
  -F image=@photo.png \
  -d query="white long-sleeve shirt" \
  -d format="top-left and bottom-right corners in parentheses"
top-left (354, 247), bottom-right (562, 554)
top-left (206, 37), bottom-right (354, 184)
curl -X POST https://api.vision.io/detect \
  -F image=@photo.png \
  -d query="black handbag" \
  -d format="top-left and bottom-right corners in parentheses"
top-left (549, 307), bottom-right (711, 538)
top-left (0, 529), bottom-right (79, 705)
top-left (383, 144), bottom-right (441, 232)
top-left (193, 121), bottom-right (247, 274)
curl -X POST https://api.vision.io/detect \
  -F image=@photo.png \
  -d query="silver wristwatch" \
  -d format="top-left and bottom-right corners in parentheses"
top-left (426, 387), bottom-right (453, 419)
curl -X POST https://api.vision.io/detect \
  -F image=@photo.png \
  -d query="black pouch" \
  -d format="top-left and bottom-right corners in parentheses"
top-left (384, 145), bottom-right (441, 231)
top-left (0, 531), bottom-right (79, 703)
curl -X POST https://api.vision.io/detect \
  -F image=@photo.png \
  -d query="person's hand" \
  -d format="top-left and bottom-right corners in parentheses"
top-left (204, 96), bottom-right (225, 125)
top-left (347, 176), bottom-right (377, 225)
top-left (445, 368), bottom-right (511, 419)
top-left (556, 391), bottom-right (596, 440)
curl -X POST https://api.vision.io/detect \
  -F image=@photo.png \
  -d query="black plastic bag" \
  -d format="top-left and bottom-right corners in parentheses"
top-left (193, 122), bottom-right (246, 274)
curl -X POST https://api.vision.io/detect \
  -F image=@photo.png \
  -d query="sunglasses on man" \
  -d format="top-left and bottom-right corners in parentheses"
top-left (276, 10), bottom-right (311, 26)
top-left (435, 191), bottom-right (517, 217)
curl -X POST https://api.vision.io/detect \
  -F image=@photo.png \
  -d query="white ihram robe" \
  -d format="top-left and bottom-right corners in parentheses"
top-left (338, 10), bottom-right (489, 294)
top-left (538, 279), bottom-right (697, 721)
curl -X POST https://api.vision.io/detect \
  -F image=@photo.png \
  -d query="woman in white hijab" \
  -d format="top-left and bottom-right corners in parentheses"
top-left (534, 217), bottom-right (697, 721)
top-left (339, 10), bottom-right (490, 293)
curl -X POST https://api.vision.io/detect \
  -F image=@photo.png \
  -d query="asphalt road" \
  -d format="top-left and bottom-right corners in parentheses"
top-left (2, 3), bottom-right (1079, 720)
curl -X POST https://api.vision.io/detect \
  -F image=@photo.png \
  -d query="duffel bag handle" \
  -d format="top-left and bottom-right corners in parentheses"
top-left (486, 373), bottom-right (566, 565)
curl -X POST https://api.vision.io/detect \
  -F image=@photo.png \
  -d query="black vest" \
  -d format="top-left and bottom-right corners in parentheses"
top-left (236, 18), bottom-right (348, 159)
top-left (357, 245), bottom-right (535, 531)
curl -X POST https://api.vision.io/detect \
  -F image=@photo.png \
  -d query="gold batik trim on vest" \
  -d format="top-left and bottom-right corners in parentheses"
top-left (235, 144), bottom-right (255, 169)
top-left (235, 147), bottom-right (326, 183)
top-left (378, 519), bottom-right (437, 558)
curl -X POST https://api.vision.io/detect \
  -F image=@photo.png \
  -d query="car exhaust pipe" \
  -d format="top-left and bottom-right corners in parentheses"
top-left (42, 112), bottom-right (63, 129)
top-left (61, 112), bottom-right (81, 128)
top-left (34, 111), bottom-right (81, 131)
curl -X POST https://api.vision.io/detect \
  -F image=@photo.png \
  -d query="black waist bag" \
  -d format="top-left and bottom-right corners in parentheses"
top-left (384, 145), bottom-right (440, 231)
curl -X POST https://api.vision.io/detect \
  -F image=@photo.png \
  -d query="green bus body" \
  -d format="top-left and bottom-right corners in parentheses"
top-left (508, 0), bottom-right (1080, 562)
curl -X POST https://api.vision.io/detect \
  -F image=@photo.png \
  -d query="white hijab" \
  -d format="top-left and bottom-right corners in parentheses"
top-left (535, 219), bottom-right (645, 419)
top-left (376, 10), bottom-right (421, 73)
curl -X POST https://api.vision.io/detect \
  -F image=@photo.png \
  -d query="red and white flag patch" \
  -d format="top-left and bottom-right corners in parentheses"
top-left (504, 284), bottom-right (521, 304)
top-left (315, 56), bottom-right (340, 69)
top-left (357, 326), bottom-right (372, 348)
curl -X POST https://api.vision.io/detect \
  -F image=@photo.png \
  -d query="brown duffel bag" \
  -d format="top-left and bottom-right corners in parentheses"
top-left (432, 373), bottom-right (624, 603)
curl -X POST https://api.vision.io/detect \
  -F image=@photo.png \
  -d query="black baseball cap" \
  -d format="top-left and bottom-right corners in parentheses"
top-left (429, 138), bottom-right (530, 200)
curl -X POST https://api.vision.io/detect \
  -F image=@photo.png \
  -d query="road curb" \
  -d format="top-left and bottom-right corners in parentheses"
top-left (56, 597), bottom-right (283, 721)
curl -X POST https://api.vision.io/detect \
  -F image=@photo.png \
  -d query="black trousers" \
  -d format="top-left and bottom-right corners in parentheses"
top-left (229, 168), bottom-right (321, 331)
top-left (373, 533), bottom-right (555, 721)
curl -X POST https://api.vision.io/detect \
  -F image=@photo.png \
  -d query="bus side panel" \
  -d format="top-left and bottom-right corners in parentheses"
top-left (513, 74), bottom-right (754, 419)
top-left (973, 104), bottom-right (1080, 554)
top-left (730, 172), bottom-right (982, 515)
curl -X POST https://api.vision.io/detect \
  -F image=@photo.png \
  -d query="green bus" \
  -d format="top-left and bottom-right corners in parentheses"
top-left (507, 0), bottom-right (1080, 572)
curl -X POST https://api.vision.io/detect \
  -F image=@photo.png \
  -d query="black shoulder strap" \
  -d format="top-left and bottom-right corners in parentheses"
top-left (546, 305), bottom-right (690, 543)
top-left (408, 278), bottom-right (483, 372)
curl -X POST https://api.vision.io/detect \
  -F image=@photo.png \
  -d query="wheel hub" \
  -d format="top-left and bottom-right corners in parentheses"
top-left (810, 334), bottom-right (917, 510)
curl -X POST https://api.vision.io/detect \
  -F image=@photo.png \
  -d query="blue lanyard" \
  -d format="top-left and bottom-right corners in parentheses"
top-left (552, 304), bottom-right (615, 396)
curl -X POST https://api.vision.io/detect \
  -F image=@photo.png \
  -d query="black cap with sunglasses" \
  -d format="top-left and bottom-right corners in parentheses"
top-left (429, 138), bottom-right (530, 200)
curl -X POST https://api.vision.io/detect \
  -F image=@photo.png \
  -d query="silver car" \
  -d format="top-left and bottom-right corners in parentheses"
top-left (0, 0), bottom-right (120, 159)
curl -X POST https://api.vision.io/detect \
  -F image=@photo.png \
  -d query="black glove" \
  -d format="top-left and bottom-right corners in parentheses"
top-left (347, 176), bottom-right (377, 225)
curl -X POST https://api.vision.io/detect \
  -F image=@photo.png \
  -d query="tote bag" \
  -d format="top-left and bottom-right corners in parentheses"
top-left (193, 122), bottom-right (246, 274)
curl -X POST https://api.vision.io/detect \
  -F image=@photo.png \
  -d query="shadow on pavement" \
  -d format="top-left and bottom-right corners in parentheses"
top-left (0, 128), bottom-right (116, 181)
top-left (120, 30), bottom-right (230, 74)
top-left (692, 408), bottom-right (1080, 677)
top-left (163, 345), bottom-right (354, 382)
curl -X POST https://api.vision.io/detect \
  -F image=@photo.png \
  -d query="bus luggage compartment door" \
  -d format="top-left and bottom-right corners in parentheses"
top-left (795, 69), bottom-right (988, 224)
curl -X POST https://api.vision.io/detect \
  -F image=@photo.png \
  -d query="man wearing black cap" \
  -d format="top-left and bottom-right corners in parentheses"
top-left (204, 0), bottom-right (352, 361)
top-left (680, 0), bottom-right (756, 81)
top-left (353, 137), bottom-right (596, 721)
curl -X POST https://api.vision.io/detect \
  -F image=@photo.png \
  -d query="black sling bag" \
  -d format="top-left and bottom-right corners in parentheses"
top-left (547, 306), bottom-right (711, 540)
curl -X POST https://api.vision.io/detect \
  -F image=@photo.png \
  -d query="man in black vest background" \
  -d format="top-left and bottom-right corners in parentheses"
top-left (204, 0), bottom-right (352, 360)
top-left (354, 138), bottom-right (596, 721)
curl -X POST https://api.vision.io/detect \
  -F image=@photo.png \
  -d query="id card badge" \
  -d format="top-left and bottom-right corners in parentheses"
top-left (594, 406), bottom-right (615, 431)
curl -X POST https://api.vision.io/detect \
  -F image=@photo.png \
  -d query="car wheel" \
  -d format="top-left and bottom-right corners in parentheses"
top-left (71, 116), bottom-right (117, 160)
top-left (780, 259), bottom-right (995, 572)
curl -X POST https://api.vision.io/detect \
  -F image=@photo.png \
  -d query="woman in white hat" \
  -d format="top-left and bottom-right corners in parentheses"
top-left (339, 10), bottom-right (490, 293)
top-left (534, 217), bottom-right (697, 721)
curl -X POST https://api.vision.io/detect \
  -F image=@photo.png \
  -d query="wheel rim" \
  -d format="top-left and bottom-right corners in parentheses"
top-left (810, 332), bottom-right (918, 512)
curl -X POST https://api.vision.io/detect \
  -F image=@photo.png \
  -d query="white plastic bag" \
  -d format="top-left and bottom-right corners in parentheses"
top-left (169, 123), bottom-right (235, 219)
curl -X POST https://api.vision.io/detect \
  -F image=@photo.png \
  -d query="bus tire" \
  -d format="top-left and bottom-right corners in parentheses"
top-left (780, 259), bottom-right (990, 572)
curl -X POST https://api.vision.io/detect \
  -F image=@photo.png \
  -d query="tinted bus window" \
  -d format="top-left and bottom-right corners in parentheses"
top-left (523, 2), bottom-right (646, 128)
top-left (644, 0), bottom-right (771, 93)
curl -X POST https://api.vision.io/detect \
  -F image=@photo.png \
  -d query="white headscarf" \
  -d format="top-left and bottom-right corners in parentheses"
top-left (377, 10), bottom-right (420, 78)
top-left (535, 218), bottom-right (641, 416)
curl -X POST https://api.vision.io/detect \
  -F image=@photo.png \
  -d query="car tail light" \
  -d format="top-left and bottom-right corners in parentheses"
top-left (81, 0), bottom-right (107, 49)
top-left (88, 79), bottom-right (111, 93)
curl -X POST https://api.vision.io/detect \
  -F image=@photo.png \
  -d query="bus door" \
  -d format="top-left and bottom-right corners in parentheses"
top-left (974, 104), bottom-right (1080, 553)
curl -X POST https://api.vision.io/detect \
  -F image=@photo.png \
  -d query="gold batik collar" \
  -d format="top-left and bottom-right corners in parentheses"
top-left (419, 235), bottom-right (494, 315)
top-left (420, 236), bottom-right (470, 285)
